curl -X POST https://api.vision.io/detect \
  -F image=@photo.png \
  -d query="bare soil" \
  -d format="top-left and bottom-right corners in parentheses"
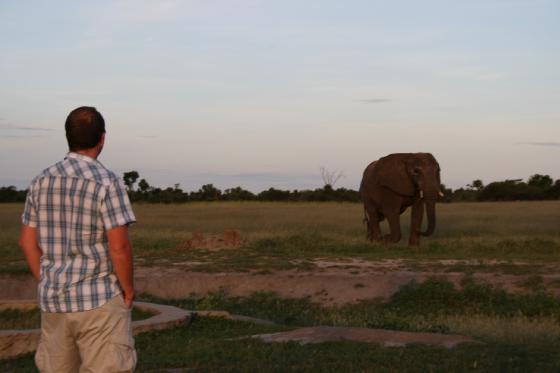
top-left (1, 260), bottom-right (559, 306)
top-left (133, 264), bottom-right (560, 306)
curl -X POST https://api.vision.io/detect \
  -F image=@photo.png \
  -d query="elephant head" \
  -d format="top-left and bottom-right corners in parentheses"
top-left (373, 153), bottom-right (442, 236)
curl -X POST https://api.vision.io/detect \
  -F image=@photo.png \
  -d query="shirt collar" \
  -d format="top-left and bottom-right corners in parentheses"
top-left (66, 152), bottom-right (99, 164)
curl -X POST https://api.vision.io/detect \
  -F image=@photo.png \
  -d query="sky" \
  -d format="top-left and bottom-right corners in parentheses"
top-left (1, 0), bottom-right (559, 192)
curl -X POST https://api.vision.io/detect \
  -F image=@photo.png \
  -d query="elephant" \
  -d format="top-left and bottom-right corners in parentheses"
top-left (359, 153), bottom-right (443, 246)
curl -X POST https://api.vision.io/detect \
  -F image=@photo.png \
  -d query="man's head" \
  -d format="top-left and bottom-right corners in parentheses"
top-left (65, 106), bottom-right (106, 155)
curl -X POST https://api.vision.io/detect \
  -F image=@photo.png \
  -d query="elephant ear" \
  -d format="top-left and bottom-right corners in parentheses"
top-left (374, 155), bottom-right (416, 197)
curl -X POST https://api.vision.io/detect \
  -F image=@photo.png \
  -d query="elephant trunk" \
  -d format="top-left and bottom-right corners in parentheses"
top-left (421, 199), bottom-right (436, 236)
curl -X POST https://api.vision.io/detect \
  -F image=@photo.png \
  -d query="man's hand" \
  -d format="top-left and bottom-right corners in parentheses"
top-left (19, 225), bottom-right (42, 282)
top-left (106, 225), bottom-right (135, 309)
top-left (122, 288), bottom-right (135, 309)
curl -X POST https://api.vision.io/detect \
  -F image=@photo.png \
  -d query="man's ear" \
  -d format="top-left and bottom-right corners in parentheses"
top-left (97, 133), bottom-right (106, 154)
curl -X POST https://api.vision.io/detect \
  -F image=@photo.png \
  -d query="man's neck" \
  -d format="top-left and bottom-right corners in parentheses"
top-left (73, 148), bottom-right (99, 160)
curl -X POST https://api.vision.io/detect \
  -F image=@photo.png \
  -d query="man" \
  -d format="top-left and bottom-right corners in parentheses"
top-left (19, 107), bottom-right (137, 372)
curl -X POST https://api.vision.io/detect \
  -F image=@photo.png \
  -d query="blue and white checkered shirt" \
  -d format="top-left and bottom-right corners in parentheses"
top-left (22, 152), bottom-right (136, 313)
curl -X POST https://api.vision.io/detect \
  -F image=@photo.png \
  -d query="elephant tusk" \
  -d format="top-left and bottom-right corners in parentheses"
top-left (438, 191), bottom-right (444, 197)
top-left (419, 190), bottom-right (424, 199)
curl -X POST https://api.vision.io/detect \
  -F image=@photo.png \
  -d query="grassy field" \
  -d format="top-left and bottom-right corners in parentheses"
top-left (5, 315), bottom-right (558, 373)
top-left (2, 278), bottom-right (560, 372)
top-left (1, 201), bottom-right (559, 273)
top-left (1, 201), bottom-right (560, 371)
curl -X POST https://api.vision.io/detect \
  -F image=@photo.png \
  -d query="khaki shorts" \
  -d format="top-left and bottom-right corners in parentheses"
top-left (35, 295), bottom-right (137, 373)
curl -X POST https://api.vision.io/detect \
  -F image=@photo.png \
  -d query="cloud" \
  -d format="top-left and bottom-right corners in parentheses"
top-left (517, 142), bottom-right (560, 147)
top-left (0, 124), bottom-right (55, 132)
top-left (356, 98), bottom-right (391, 104)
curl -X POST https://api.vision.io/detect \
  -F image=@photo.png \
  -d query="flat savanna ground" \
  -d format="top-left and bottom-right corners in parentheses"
top-left (3, 201), bottom-right (558, 274)
top-left (1, 201), bottom-right (560, 372)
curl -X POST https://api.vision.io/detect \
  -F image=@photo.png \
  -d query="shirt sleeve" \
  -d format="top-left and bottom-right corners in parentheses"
top-left (100, 178), bottom-right (136, 231)
top-left (22, 180), bottom-right (38, 227)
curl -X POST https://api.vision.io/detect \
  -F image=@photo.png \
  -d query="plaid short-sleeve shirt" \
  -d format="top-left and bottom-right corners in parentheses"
top-left (22, 152), bottom-right (136, 312)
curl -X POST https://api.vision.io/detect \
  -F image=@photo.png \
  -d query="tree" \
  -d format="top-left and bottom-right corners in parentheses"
top-left (467, 179), bottom-right (484, 191)
top-left (547, 179), bottom-right (560, 199)
top-left (138, 179), bottom-right (150, 193)
top-left (439, 184), bottom-right (453, 203)
top-left (258, 187), bottom-right (292, 201)
top-left (192, 184), bottom-right (222, 201)
top-left (223, 187), bottom-right (256, 201)
top-left (527, 174), bottom-right (553, 189)
top-left (123, 171), bottom-right (140, 191)
top-left (0, 186), bottom-right (26, 202)
top-left (478, 179), bottom-right (539, 201)
top-left (320, 167), bottom-right (344, 188)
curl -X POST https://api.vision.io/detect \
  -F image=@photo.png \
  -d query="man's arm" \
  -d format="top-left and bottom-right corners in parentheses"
top-left (106, 225), bottom-right (135, 309)
top-left (19, 225), bottom-right (42, 282)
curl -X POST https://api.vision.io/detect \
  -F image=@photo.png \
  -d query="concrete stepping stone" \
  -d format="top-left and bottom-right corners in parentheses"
top-left (251, 326), bottom-right (477, 348)
top-left (0, 300), bottom-right (191, 359)
top-left (194, 310), bottom-right (277, 326)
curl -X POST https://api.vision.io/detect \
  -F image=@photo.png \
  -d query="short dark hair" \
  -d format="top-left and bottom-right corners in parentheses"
top-left (65, 106), bottom-right (106, 151)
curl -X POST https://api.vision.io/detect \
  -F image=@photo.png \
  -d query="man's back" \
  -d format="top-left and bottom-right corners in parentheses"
top-left (23, 152), bottom-right (135, 312)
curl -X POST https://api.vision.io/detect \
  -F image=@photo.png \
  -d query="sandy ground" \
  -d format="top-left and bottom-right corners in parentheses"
top-left (2, 259), bottom-right (558, 306)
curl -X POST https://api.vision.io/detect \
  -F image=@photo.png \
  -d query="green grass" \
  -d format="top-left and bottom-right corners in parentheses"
top-left (2, 202), bottom-right (560, 370)
top-left (0, 308), bottom-right (39, 330)
top-left (139, 277), bottom-right (560, 340)
top-left (0, 306), bottom-right (156, 329)
top-left (132, 318), bottom-right (560, 373)
top-left (2, 317), bottom-right (559, 372)
top-left (2, 278), bottom-right (560, 371)
top-left (1, 201), bottom-right (560, 273)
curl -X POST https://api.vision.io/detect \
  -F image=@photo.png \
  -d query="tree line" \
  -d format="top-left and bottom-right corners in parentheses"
top-left (440, 174), bottom-right (560, 202)
top-left (120, 171), bottom-right (358, 203)
top-left (1, 172), bottom-right (559, 203)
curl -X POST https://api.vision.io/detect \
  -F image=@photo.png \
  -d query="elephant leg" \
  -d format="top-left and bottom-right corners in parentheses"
top-left (408, 199), bottom-right (424, 246)
top-left (380, 190), bottom-right (402, 243)
top-left (364, 200), bottom-right (382, 241)
top-left (384, 212), bottom-right (402, 243)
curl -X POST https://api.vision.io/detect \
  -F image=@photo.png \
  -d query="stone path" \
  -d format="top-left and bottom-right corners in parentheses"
top-left (250, 326), bottom-right (477, 349)
top-left (199, 310), bottom-right (476, 348)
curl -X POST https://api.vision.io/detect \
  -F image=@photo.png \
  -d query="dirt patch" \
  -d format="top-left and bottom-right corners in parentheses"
top-left (132, 266), bottom-right (560, 306)
top-left (2, 263), bottom-right (560, 306)
top-left (311, 258), bottom-right (560, 274)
